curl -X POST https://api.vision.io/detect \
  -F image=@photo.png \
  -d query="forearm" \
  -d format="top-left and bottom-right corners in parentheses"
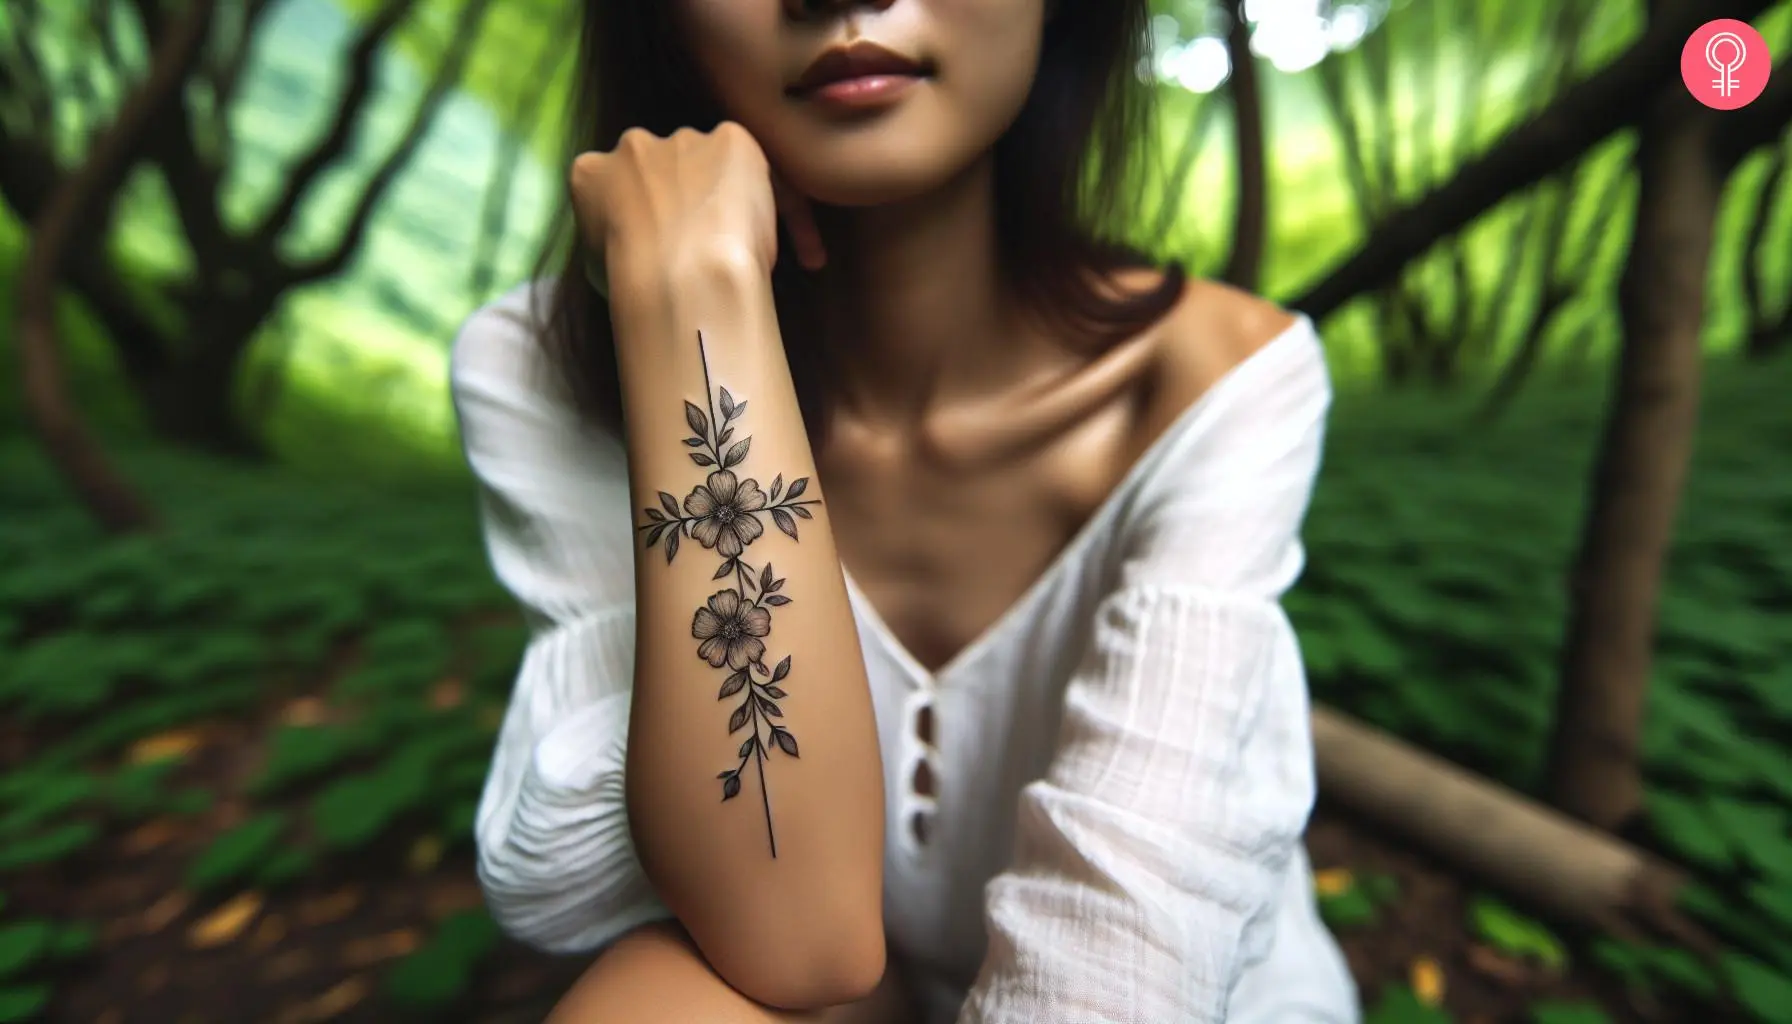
top-left (608, 252), bottom-right (886, 1008)
top-left (548, 922), bottom-right (914, 1024)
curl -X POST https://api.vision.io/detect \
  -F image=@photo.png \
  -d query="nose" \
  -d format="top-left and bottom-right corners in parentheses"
top-left (782, 0), bottom-right (897, 20)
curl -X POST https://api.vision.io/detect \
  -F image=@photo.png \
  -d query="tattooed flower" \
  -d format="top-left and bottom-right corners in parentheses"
top-left (684, 470), bottom-right (768, 557)
top-left (692, 589), bottom-right (772, 670)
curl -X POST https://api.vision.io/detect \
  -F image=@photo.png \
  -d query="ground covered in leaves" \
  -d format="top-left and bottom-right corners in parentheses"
top-left (0, 353), bottom-right (1788, 1023)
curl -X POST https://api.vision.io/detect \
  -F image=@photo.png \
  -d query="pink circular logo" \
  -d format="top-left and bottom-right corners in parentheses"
top-left (1682, 20), bottom-right (1771, 110)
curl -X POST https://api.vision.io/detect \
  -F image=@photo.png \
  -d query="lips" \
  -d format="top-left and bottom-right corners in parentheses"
top-left (789, 41), bottom-right (932, 96)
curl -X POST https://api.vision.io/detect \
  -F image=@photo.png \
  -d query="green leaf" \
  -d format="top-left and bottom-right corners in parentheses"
top-left (1364, 984), bottom-right (1452, 1024)
top-left (186, 812), bottom-right (289, 891)
top-left (1645, 792), bottom-right (1732, 871)
top-left (1468, 896), bottom-right (1567, 970)
top-left (1724, 954), bottom-right (1792, 1020)
top-left (0, 920), bottom-right (52, 979)
top-left (1529, 1002), bottom-right (1610, 1024)
top-left (1318, 887), bottom-right (1379, 932)
top-left (48, 923), bottom-right (96, 960)
top-left (0, 823), bottom-right (99, 873)
top-left (382, 910), bottom-right (501, 1009)
top-left (0, 983), bottom-right (50, 1022)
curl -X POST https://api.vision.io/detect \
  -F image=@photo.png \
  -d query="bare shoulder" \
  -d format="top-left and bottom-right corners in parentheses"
top-left (1118, 272), bottom-right (1301, 440)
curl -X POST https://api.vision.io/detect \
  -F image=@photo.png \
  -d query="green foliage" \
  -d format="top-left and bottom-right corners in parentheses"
top-left (186, 813), bottom-right (292, 892)
top-left (0, 985), bottom-right (50, 1024)
top-left (383, 909), bottom-right (502, 1010)
top-left (1529, 1003), bottom-right (1610, 1024)
top-left (1365, 985), bottom-right (1454, 1024)
top-left (0, 921), bottom-right (52, 979)
top-left (1468, 897), bottom-right (1567, 971)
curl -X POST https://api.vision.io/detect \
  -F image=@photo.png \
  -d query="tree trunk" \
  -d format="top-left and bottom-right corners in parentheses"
top-left (15, 0), bottom-right (218, 533)
top-left (1219, 0), bottom-right (1266, 292)
top-left (1543, 87), bottom-right (1719, 829)
top-left (139, 310), bottom-right (266, 455)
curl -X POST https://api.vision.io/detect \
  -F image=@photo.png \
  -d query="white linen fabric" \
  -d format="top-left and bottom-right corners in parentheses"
top-left (451, 282), bottom-right (1359, 1023)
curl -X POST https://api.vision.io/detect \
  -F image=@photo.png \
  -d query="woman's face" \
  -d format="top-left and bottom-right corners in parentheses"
top-left (673, 0), bottom-right (1047, 207)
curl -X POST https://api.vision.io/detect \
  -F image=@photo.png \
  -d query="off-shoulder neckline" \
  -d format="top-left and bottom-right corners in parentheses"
top-left (842, 315), bottom-right (1322, 685)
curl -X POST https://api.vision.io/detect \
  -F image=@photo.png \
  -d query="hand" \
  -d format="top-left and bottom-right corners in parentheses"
top-left (569, 122), bottom-right (826, 289)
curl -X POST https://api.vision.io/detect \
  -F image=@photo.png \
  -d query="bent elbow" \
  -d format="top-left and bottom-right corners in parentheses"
top-left (715, 915), bottom-right (888, 1011)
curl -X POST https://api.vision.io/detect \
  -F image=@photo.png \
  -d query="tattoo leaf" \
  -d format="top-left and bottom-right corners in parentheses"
top-left (722, 773), bottom-right (742, 800)
top-left (658, 492), bottom-right (681, 517)
top-left (690, 452), bottom-right (716, 467)
top-left (773, 729), bottom-right (799, 757)
top-left (771, 508), bottom-right (798, 540)
top-left (665, 529), bottom-right (681, 563)
top-left (764, 686), bottom-right (787, 699)
top-left (786, 477), bottom-right (809, 500)
top-left (645, 508), bottom-right (665, 523)
top-left (769, 474), bottom-right (783, 502)
top-left (684, 437), bottom-right (706, 448)
top-left (719, 387), bottom-right (736, 420)
top-left (772, 655), bottom-right (791, 682)
top-left (739, 737), bottom-right (755, 758)
top-left (713, 558), bottom-right (735, 580)
top-left (791, 505), bottom-right (813, 520)
top-left (723, 438), bottom-right (752, 469)
top-left (719, 671), bottom-right (748, 699)
top-left (731, 400), bottom-right (748, 420)
top-left (756, 695), bottom-right (782, 717)
top-left (728, 703), bottom-right (751, 733)
top-left (684, 401), bottom-right (709, 439)
top-left (764, 594), bottom-right (791, 606)
top-left (761, 564), bottom-right (775, 591)
top-left (717, 428), bottom-right (734, 447)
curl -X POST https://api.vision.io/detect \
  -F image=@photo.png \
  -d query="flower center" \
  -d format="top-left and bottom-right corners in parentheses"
top-left (715, 506), bottom-right (737, 525)
top-left (720, 619), bottom-right (743, 641)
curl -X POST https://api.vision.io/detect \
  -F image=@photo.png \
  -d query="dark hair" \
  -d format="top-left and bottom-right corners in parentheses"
top-left (533, 1), bottom-right (1185, 441)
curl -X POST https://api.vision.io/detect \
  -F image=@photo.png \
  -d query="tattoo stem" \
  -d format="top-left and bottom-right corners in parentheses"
top-left (752, 701), bottom-right (778, 859)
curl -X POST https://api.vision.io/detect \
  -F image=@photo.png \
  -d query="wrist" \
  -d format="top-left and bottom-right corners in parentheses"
top-left (606, 237), bottom-right (768, 304)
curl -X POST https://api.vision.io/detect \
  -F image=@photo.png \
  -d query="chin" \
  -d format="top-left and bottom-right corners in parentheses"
top-left (775, 136), bottom-right (986, 209)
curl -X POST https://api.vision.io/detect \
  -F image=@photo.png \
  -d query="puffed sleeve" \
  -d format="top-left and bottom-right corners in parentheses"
top-left (450, 284), bottom-right (672, 953)
top-left (957, 326), bottom-right (1332, 1022)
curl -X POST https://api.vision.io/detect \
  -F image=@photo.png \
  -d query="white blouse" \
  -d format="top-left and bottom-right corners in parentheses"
top-left (451, 282), bottom-right (1359, 1024)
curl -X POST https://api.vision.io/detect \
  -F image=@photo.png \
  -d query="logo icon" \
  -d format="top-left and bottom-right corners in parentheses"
top-left (1682, 19), bottom-right (1771, 110)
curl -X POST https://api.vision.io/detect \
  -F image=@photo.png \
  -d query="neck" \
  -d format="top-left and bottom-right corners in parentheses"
top-left (819, 157), bottom-right (1048, 426)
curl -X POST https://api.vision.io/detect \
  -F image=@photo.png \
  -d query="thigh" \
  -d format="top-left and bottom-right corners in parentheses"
top-left (547, 921), bottom-right (915, 1024)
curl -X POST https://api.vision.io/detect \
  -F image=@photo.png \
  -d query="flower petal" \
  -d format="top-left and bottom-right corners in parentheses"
top-left (698, 636), bottom-right (730, 667)
top-left (691, 607), bottom-right (723, 640)
top-left (716, 528), bottom-right (744, 558)
top-left (705, 470), bottom-right (739, 504)
top-left (729, 637), bottom-right (766, 670)
top-left (741, 605), bottom-right (772, 637)
top-left (733, 479), bottom-right (768, 512)
top-left (683, 485), bottom-right (718, 518)
top-left (730, 514), bottom-right (765, 550)
top-left (689, 517), bottom-right (725, 549)
top-left (709, 589), bottom-right (743, 617)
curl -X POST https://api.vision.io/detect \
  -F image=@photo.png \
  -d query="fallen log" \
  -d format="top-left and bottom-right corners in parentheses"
top-left (1311, 707), bottom-right (1713, 954)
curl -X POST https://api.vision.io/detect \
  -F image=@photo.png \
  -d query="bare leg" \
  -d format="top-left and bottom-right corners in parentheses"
top-left (547, 921), bottom-right (916, 1024)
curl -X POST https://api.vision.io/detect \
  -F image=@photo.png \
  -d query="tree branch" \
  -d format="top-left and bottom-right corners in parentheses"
top-left (252, 0), bottom-right (423, 247)
top-left (1288, 0), bottom-right (1780, 321)
top-left (15, 0), bottom-right (219, 533)
top-left (286, 0), bottom-right (498, 285)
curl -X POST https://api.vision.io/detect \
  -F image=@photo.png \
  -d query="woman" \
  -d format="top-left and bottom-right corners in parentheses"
top-left (450, 0), bottom-right (1359, 1020)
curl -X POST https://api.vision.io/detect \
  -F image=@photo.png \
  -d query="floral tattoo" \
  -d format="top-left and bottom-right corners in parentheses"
top-left (638, 331), bottom-right (822, 858)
